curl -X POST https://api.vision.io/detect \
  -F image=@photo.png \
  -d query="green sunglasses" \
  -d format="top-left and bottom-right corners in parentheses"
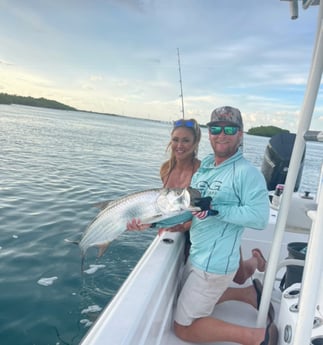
top-left (209, 125), bottom-right (240, 136)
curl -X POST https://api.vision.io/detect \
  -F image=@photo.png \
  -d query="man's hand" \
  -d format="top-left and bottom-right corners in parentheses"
top-left (192, 209), bottom-right (219, 219)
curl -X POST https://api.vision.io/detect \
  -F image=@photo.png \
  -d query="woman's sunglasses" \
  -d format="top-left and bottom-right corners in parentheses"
top-left (209, 125), bottom-right (240, 136)
top-left (173, 119), bottom-right (196, 129)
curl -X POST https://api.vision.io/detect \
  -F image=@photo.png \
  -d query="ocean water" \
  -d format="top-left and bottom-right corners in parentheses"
top-left (0, 105), bottom-right (322, 345)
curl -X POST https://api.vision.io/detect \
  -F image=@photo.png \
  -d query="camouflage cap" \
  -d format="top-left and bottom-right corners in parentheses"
top-left (207, 106), bottom-right (243, 129)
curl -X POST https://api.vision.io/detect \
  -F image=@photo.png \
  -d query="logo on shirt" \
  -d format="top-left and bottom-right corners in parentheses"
top-left (196, 180), bottom-right (222, 193)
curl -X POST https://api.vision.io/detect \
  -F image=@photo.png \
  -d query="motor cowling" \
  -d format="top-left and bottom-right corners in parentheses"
top-left (261, 132), bottom-right (305, 191)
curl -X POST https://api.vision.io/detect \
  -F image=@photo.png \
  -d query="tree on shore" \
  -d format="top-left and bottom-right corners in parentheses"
top-left (0, 93), bottom-right (76, 111)
top-left (247, 125), bottom-right (289, 137)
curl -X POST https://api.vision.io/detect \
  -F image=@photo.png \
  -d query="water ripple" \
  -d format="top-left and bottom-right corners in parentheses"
top-left (0, 105), bottom-right (322, 345)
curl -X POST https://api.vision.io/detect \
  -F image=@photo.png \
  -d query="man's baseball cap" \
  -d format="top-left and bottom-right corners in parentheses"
top-left (207, 106), bottom-right (243, 129)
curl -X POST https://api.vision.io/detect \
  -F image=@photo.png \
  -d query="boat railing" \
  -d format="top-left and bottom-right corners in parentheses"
top-left (258, 3), bottom-right (323, 345)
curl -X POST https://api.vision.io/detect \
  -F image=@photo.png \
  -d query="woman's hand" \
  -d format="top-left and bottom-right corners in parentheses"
top-left (126, 218), bottom-right (150, 231)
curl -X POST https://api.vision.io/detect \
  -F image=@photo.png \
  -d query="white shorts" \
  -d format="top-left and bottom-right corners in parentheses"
top-left (174, 260), bottom-right (236, 326)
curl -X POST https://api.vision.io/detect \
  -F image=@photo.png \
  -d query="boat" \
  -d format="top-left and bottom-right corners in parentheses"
top-left (80, 1), bottom-right (323, 344)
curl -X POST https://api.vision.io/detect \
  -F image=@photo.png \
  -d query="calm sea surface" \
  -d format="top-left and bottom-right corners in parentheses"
top-left (1, 105), bottom-right (322, 345)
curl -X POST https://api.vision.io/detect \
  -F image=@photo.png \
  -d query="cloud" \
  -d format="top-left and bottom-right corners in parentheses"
top-left (0, 0), bottom-right (321, 132)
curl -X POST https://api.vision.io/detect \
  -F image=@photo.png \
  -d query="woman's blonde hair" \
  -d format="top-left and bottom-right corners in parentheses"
top-left (160, 118), bottom-right (201, 182)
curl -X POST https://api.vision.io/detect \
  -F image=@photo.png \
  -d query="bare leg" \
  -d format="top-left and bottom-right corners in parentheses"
top-left (174, 318), bottom-right (266, 345)
top-left (234, 248), bottom-right (267, 285)
top-left (218, 280), bottom-right (276, 325)
top-left (217, 284), bottom-right (258, 308)
top-left (252, 248), bottom-right (267, 272)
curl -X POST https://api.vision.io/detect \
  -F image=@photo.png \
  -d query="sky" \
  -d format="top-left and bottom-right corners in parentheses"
top-left (0, 0), bottom-right (322, 131)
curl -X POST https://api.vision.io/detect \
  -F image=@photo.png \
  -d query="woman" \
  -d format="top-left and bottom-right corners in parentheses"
top-left (127, 118), bottom-right (200, 259)
top-left (160, 118), bottom-right (201, 189)
top-left (159, 118), bottom-right (201, 256)
top-left (127, 118), bottom-right (266, 283)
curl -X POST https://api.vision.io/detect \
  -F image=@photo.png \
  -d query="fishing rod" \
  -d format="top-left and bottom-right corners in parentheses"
top-left (177, 48), bottom-right (185, 119)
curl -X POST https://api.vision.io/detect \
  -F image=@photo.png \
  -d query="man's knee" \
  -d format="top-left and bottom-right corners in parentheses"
top-left (174, 321), bottom-right (189, 341)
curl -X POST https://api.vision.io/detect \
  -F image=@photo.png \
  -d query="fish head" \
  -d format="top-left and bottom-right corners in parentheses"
top-left (156, 188), bottom-right (201, 214)
top-left (187, 187), bottom-right (202, 206)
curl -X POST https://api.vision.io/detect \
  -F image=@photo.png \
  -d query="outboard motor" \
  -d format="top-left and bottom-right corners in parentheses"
top-left (261, 132), bottom-right (305, 191)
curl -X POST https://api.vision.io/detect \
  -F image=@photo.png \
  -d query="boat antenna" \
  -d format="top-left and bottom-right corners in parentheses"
top-left (177, 48), bottom-right (185, 119)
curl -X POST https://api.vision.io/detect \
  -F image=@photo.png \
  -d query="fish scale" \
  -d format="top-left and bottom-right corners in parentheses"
top-left (80, 190), bottom-right (160, 252)
top-left (79, 188), bottom-right (200, 260)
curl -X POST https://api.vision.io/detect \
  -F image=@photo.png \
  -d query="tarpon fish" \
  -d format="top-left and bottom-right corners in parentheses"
top-left (79, 187), bottom-right (201, 260)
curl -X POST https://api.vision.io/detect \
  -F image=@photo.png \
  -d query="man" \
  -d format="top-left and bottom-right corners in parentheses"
top-left (173, 106), bottom-right (277, 345)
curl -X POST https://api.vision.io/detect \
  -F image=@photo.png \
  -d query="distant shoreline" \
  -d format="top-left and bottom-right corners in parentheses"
top-left (0, 92), bottom-right (159, 122)
top-left (0, 93), bottom-right (289, 137)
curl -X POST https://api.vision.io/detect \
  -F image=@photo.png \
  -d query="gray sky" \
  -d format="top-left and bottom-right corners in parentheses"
top-left (0, 0), bottom-right (322, 131)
